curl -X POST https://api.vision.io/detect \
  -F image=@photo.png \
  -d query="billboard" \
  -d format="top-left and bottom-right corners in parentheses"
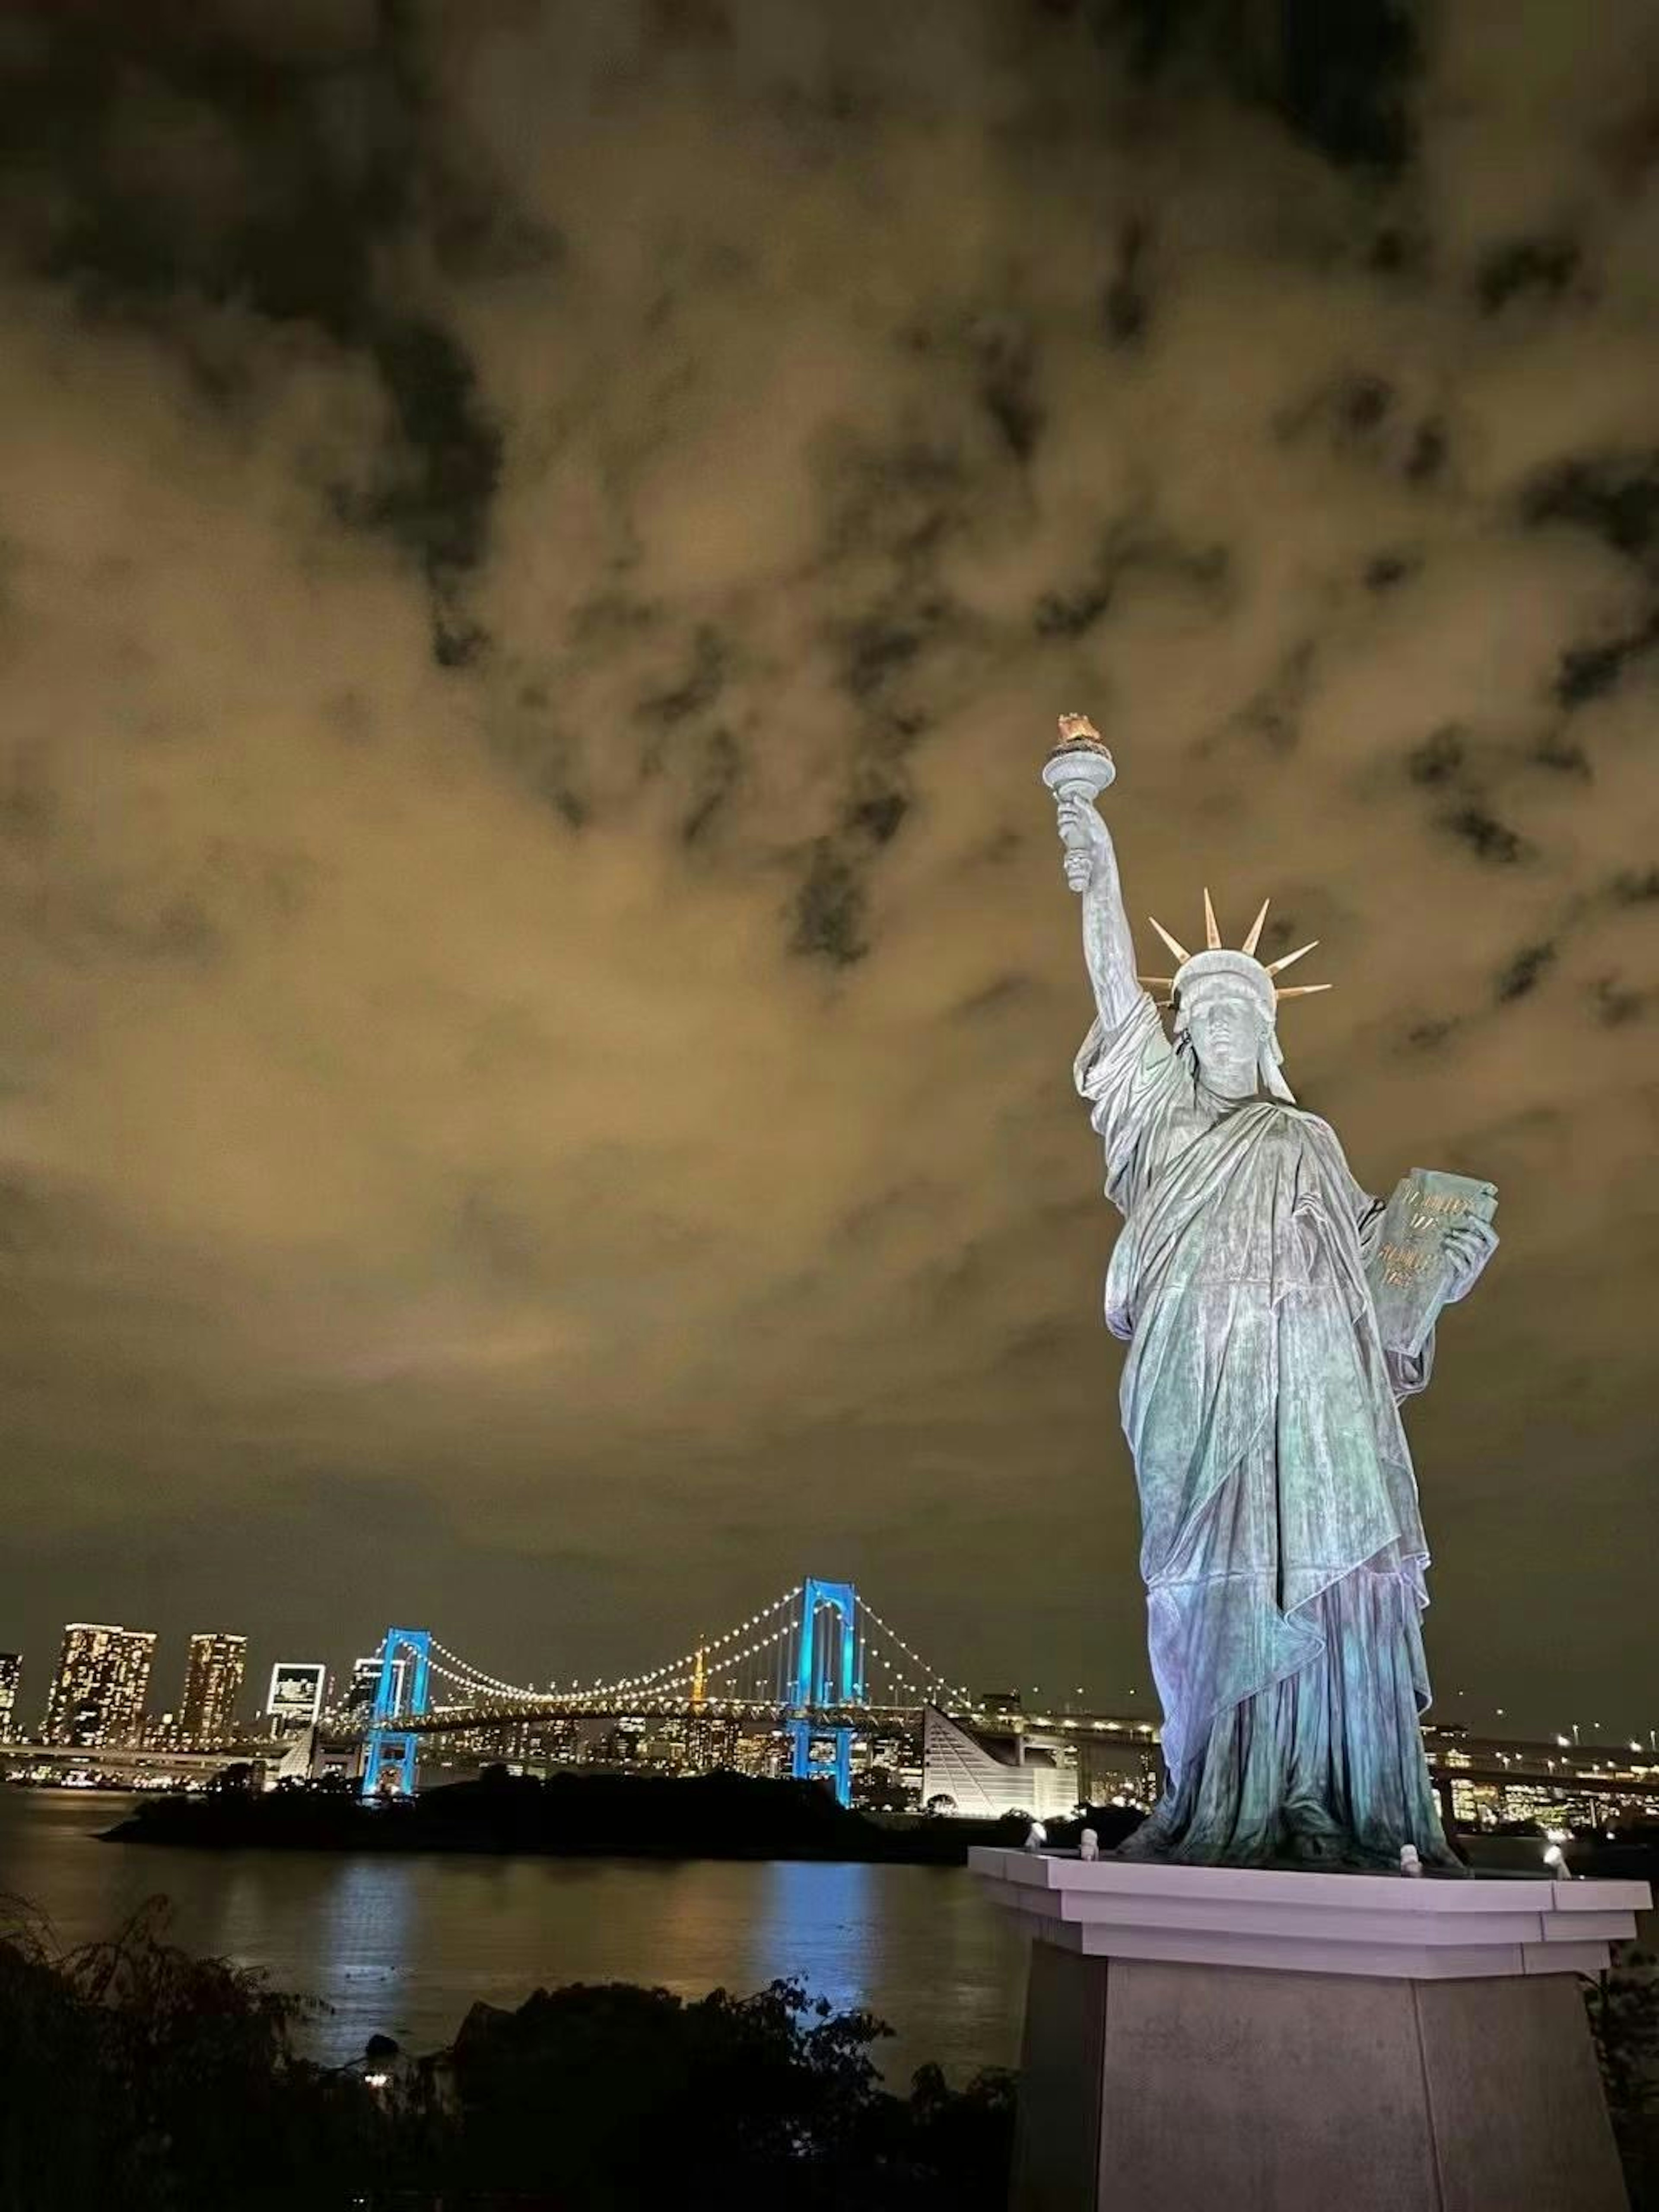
top-left (266, 1661), bottom-right (325, 1726)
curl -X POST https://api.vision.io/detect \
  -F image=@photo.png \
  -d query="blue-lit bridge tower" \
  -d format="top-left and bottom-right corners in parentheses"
top-left (789, 1579), bottom-right (864, 1806)
top-left (362, 1627), bottom-right (431, 1798)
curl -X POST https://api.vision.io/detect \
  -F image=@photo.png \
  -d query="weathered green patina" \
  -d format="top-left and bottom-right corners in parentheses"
top-left (1047, 718), bottom-right (1496, 1869)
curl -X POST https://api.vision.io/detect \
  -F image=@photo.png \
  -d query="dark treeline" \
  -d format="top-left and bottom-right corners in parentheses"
top-left (0, 1894), bottom-right (1016, 2211)
top-left (103, 1764), bottom-right (1144, 1862)
top-left (0, 1885), bottom-right (1654, 2212)
top-left (6, 1849), bottom-right (1652, 2209)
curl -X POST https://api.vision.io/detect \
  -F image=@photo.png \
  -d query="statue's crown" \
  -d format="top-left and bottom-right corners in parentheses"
top-left (1139, 893), bottom-right (1332, 1013)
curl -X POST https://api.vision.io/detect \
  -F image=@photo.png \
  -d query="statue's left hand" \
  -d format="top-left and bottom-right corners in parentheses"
top-left (1441, 1217), bottom-right (1497, 1303)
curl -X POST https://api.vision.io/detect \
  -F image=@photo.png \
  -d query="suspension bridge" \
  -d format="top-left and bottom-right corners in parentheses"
top-left (358, 1577), bottom-right (973, 1805)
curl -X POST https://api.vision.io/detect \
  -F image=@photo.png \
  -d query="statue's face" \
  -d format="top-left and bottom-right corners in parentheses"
top-left (1182, 982), bottom-right (1269, 1098)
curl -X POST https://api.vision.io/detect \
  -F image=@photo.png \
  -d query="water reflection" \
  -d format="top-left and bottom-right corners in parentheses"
top-left (747, 1859), bottom-right (875, 2020)
top-left (296, 1855), bottom-right (418, 2053)
top-left (0, 1792), bottom-right (1027, 2077)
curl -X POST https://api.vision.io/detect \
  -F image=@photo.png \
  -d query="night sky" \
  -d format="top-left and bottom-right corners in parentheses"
top-left (1, 2), bottom-right (1655, 1736)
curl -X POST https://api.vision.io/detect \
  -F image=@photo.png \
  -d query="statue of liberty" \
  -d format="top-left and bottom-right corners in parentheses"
top-left (1046, 715), bottom-right (1497, 1869)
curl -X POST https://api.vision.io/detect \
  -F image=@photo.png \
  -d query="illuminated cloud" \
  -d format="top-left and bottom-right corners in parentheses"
top-left (0, 1), bottom-right (1653, 1726)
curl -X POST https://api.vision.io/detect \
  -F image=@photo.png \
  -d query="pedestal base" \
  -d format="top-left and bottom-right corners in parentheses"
top-left (969, 1848), bottom-right (1649, 2212)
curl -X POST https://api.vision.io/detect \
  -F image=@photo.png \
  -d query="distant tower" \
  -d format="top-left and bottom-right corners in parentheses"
top-left (43, 1624), bottom-right (156, 1749)
top-left (789, 1580), bottom-right (862, 1806)
top-left (178, 1632), bottom-right (247, 1747)
top-left (691, 1643), bottom-right (707, 1708)
top-left (0, 1653), bottom-right (20, 1743)
top-left (362, 1629), bottom-right (432, 1797)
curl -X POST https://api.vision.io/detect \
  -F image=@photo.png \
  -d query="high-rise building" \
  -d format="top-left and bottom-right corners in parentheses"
top-left (178, 1632), bottom-right (246, 1747)
top-left (342, 1655), bottom-right (388, 1722)
top-left (683, 1715), bottom-right (741, 1773)
top-left (43, 1624), bottom-right (156, 1749)
top-left (0, 1653), bottom-right (20, 1742)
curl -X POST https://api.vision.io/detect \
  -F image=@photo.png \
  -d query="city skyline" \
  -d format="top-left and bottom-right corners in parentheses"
top-left (2, 6), bottom-right (1657, 1731)
top-left (1, 1594), bottom-right (1655, 1755)
top-left (6, 1603), bottom-right (1656, 1844)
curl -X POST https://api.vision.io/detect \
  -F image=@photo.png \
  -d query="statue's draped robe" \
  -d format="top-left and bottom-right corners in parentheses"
top-left (1079, 994), bottom-right (1454, 1867)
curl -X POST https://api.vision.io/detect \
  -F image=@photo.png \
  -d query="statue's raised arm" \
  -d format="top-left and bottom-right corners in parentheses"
top-left (1043, 714), bottom-right (1141, 1033)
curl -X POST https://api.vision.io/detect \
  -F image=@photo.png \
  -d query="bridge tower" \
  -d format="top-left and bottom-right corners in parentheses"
top-left (362, 1627), bottom-right (431, 1798)
top-left (789, 1578), bottom-right (863, 1806)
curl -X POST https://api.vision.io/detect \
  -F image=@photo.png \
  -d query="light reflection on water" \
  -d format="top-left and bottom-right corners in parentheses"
top-left (0, 1790), bottom-right (1027, 2077)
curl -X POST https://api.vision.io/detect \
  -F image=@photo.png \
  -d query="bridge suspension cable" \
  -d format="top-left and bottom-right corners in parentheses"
top-left (855, 1597), bottom-right (969, 1707)
top-left (399, 1583), bottom-right (969, 1717)
top-left (426, 1639), bottom-right (549, 1703)
top-left (596, 1582), bottom-right (803, 1700)
top-left (693, 1608), bottom-right (797, 1699)
top-left (414, 1585), bottom-right (808, 1711)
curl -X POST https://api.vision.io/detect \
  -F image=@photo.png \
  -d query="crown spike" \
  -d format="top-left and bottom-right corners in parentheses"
top-left (1138, 976), bottom-right (1174, 990)
top-left (1240, 897), bottom-right (1271, 957)
top-left (1202, 887), bottom-right (1222, 949)
top-left (1265, 939), bottom-right (1319, 976)
top-left (1273, 983), bottom-right (1333, 999)
top-left (1147, 915), bottom-right (1190, 963)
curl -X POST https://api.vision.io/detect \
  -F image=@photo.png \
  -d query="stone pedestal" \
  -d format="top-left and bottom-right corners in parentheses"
top-left (969, 1847), bottom-right (1649, 2212)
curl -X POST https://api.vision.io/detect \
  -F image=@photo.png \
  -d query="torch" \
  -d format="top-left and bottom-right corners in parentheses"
top-left (1041, 711), bottom-right (1116, 893)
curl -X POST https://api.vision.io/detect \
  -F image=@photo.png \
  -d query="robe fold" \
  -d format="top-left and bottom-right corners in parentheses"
top-left (1078, 993), bottom-right (1455, 1868)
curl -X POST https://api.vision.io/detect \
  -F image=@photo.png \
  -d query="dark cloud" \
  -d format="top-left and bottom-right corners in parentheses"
top-left (1034, 520), bottom-right (1230, 642)
top-left (791, 840), bottom-right (868, 966)
top-left (1102, 216), bottom-right (1152, 347)
top-left (1591, 974), bottom-right (1649, 1027)
top-left (1220, 640), bottom-right (1315, 756)
top-left (1476, 236), bottom-right (1580, 315)
top-left (1269, 0), bottom-right (1418, 171)
top-left (973, 322), bottom-right (1043, 464)
top-left (1522, 454), bottom-right (1659, 565)
top-left (680, 727), bottom-right (745, 846)
top-left (1341, 373), bottom-right (1393, 436)
top-left (1531, 728), bottom-right (1591, 779)
top-left (1404, 416), bottom-right (1447, 484)
top-left (1404, 730), bottom-right (1531, 862)
top-left (1496, 942), bottom-right (1556, 1002)
top-left (0, 0), bottom-right (503, 661)
top-left (842, 781), bottom-right (910, 849)
top-left (1078, 0), bottom-right (1418, 172)
top-left (1034, 582), bottom-right (1112, 643)
top-left (1443, 805), bottom-right (1529, 866)
top-left (1403, 1015), bottom-right (1459, 1053)
top-left (1554, 610), bottom-right (1659, 708)
top-left (1279, 372), bottom-right (1448, 489)
top-left (0, 0), bottom-right (1654, 1734)
top-left (1363, 550), bottom-right (1415, 591)
top-left (1406, 725), bottom-right (1466, 788)
top-left (642, 626), bottom-right (728, 728)
top-left (952, 975), bottom-right (1037, 1022)
top-left (839, 603), bottom-right (950, 705)
top-left (359, 319), bottom-right (501, 652)
top-left (492, 686), bottom-right (590, 830)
